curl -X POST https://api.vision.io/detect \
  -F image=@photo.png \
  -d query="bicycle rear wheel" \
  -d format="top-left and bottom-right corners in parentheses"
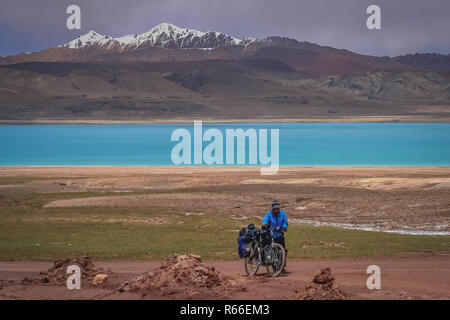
top-left (266, 243), bottom-right (285, 277)
top-left (244, 247), bottom-right (260, 276)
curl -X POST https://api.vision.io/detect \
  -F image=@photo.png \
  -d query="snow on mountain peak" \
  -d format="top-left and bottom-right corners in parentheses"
top-left (63, 30), bottom-right (114, 49)
top-left (131, 23), bottom-right (243, 49)
top-left (62, 23), bottom-right (253, 50)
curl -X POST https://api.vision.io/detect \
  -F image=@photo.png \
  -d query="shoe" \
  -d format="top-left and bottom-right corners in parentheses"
top-left (281, 268), bottom-right (288, 274)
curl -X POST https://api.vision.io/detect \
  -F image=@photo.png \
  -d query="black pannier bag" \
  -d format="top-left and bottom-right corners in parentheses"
top-left (254, 229), bottom-right (271, 246)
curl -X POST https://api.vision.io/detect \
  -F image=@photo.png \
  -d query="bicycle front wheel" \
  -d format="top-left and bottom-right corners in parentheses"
top-left (266, 243), bottom-right (285, 277)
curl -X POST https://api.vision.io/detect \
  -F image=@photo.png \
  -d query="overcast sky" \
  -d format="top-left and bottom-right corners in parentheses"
top-left (1, 0), bottom-right (449, 57)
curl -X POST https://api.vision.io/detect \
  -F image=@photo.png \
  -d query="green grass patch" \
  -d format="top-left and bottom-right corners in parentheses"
top-left (285, 225), bottom-right (449, 258)
top-left (0, 209), bottom-right (448, 260)
top-left (0, 190), bottom-right (448, 261)
top-left (0, 188), bottom-right (201, 214)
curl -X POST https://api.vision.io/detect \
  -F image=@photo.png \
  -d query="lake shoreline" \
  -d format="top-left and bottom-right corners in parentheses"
top-left (1, 115), bottom-right (450, 125)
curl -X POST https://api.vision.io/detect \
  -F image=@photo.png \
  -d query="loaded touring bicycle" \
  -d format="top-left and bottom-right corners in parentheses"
top-left (238, 224), bottom-right (285, 277)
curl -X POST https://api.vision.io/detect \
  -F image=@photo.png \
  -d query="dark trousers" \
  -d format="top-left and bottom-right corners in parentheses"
top-left (274, 236), bottom-right (287, 266)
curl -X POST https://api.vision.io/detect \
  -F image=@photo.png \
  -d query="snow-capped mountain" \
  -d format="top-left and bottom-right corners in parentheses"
top-left (63, 23), bottom-right (254, 50)
top-left (8, 22), bottom-right (447, 77)
top-left (63, 30), bottom-right (117, 49)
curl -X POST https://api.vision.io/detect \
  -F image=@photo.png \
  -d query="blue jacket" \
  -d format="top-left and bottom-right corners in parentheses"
top-left (262, 210), bottom-right (288, 229)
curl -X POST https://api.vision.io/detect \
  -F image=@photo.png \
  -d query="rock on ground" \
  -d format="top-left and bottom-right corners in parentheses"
top-left (296, 268), bottom-right (347, 300)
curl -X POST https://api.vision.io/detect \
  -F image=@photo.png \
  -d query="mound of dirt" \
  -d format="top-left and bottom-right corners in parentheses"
top-left (119, 254), bottom-right (242, 296)
top-left (22, 256), bottom-right (110, 286)
top-left (296, 268), bottom-right (347, 300)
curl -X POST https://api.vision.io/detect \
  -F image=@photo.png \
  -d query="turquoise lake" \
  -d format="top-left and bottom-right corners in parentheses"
top-left (0, 123), bottom-right (449, 166)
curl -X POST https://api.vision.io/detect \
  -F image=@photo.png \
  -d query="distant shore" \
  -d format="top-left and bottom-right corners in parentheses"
top-left (2, 165), bottom-right (449, 174)
top-left (2, 166), bottom-right (450, 175)
top-left (1, 115), bottom-right (450, 124)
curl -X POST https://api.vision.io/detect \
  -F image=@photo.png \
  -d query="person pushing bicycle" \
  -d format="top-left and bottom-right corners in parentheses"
top-left (262, 200), bottom-right (288, 273)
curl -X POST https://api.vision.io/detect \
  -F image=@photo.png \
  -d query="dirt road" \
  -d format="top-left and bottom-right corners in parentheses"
top-left (0, 255), bottom-right (448, 300)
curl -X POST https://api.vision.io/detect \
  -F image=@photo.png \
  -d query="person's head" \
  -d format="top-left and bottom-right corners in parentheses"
top-left (271, 200), bottom-right (280, 215)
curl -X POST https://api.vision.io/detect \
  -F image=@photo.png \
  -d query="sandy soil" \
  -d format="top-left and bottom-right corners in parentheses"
top-left (0, 255), bottom-right (448, 300)
top-left (1, 166), bottom-right (449, 234)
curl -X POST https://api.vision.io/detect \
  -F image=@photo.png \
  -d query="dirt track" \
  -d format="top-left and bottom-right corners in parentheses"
top-left (0, 255), bottom-right (448, 300)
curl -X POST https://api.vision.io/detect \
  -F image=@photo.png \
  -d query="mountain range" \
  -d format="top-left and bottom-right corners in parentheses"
top-left (0, 23), bottom-right (449, 121)
top-left (62, 23), bottom-right (251, 50)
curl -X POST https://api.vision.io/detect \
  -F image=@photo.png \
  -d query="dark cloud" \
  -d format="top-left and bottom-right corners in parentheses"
top-left (1, 0), bottom-right (449, 57)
